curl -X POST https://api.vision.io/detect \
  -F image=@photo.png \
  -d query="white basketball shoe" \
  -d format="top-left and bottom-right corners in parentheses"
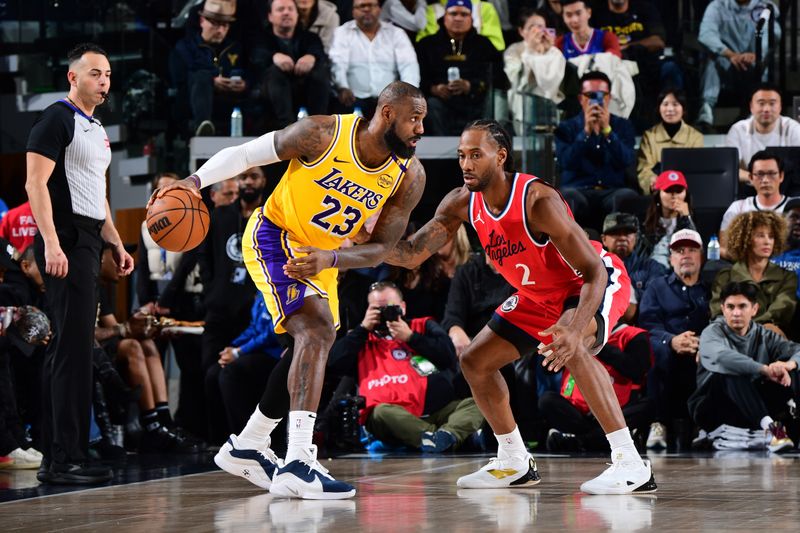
top-left (580, 459), bottom-right (657, 495)
top-left (214, 434), bottom-right (282, 489)
top-left (269, 445), bottom-right (356, 500)
top-left (456, 454), bottom-right (541, 489)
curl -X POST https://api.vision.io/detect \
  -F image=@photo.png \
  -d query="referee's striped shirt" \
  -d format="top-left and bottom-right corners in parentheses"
top-left (26, 99), bottom-right (111, 225)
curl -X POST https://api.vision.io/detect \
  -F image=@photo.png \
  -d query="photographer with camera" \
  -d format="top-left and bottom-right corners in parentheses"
top-left (328, 280), bottom-right (483, 452)
top-left (555, 71), bottom-right (638, 231)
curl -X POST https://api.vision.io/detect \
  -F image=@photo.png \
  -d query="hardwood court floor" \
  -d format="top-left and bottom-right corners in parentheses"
top-left (3, 452), bottom-right (800, 531)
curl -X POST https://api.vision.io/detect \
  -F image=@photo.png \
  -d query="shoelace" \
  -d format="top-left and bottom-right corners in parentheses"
top-left (297, 445), bottom-right (331, 478)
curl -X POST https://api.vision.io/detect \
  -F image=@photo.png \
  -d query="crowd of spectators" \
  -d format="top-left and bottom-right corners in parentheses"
top-left (2, 0), bottom-right (800, 474)
top-left (165, 0), bottom-right (792, 142)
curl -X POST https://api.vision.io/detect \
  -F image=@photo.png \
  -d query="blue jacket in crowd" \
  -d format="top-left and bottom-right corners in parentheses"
top-left (555, 113), bottom-right (636, 190)
top-left (231, 296), bottom-right (282, 359)
top-left (625, 251), bottom-right (668, 304)
top-left (772, 248), bottom-right (800, 299)
top-left (638, 272), bottom-right (711, 366)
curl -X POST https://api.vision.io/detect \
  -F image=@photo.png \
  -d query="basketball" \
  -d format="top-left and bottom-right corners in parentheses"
top-left (146, 188), bottom-right (210, 252)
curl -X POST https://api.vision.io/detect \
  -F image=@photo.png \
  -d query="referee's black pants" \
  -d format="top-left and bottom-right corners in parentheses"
top-left (35, 217), bottom-right (103, 464)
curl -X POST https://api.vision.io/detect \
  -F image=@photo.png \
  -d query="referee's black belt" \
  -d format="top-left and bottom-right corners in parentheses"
top-left (70, 213), bottom-right (104, 233)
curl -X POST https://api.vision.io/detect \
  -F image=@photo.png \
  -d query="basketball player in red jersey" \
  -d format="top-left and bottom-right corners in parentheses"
top-left (386, 120), bottom-right (656, 494)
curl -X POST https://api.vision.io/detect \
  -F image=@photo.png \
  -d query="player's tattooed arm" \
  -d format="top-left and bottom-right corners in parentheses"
top-left (283, 158), bottom-right (427, 280)
top-left (274, 115), bottom-right (337, 162)
top-left (384, 186), bottom-right (470, 269)
top-left (337, 158), bottom-right (428, 268)
top-left (528, 186), bottom-right (608, 370)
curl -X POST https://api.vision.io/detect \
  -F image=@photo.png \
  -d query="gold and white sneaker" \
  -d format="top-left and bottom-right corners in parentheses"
top-left (456, 455), bottom-right (541, 489)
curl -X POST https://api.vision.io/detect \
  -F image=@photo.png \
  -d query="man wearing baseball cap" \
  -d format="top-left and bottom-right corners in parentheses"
top-left (169, 0), bottom-right (249, 136)
top-left (416, 0), bottom-right (508, 135)
top-left (601, 212), bottom-right (667, 320)
top-left (639, 228), bottom-right (710, 450)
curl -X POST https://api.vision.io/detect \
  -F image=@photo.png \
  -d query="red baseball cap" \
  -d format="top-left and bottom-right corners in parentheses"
top-left (654, 170), bottom-right (687, 191)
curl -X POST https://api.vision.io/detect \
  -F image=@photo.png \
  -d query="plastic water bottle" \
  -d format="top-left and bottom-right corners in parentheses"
top-left (296, 106), bottom-right (309, 121)
top-left (707, 235), bottom-right (720, 261)
top-left (353, 106), bottom-right (364, 118)
top-left (230, 107), bottom-right (243, 137)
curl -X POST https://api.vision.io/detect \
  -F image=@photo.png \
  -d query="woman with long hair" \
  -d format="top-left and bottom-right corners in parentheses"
top-left (637, 89), bottom-right (703, 193)
top-left (642, 170), bottom-right (696, 268)
top-left (710, 211), bottom-right (797, 336)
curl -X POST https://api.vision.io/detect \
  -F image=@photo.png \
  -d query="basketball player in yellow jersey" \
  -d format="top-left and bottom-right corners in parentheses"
top-left (150, 81), bottom-right (427, 499)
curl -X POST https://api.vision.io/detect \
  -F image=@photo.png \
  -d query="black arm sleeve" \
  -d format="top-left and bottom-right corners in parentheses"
top-left (596, 332), bottom-right (652, 381)
top-left (405, 320), bottom-right (457, 371)
top-left (327, 325), bottom-right (370, 376)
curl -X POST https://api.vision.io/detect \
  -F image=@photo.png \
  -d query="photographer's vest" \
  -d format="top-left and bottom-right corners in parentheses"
top-left (358, 317), bottom-right (431, 424)
top-left (560, 325), bottom-right (650, 415)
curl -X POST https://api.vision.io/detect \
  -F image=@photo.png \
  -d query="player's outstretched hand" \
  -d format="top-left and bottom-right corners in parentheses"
top-left (146, 176), bottom-right (202, 210)
top-left (283, 246), bottom-right (337, 279)
top-left (538, 323), bottom-right (585, 372)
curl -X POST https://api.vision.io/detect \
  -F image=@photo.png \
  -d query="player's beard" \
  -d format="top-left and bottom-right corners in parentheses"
top-left (464, 171), bottom-right (492, 192)
top-left (239, 187), bottom-right (263, 203)
top-left (384, 121), bottom-right (417, 159)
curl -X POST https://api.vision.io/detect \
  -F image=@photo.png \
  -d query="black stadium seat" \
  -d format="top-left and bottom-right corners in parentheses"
top-left (661, 147), bottom-right (740, 242)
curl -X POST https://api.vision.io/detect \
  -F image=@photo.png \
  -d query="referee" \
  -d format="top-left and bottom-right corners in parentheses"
top-left (26, 43), bottom-right (133, 485)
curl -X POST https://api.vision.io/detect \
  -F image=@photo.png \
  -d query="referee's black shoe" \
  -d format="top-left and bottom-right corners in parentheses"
top-left (37, 457), bottom-right (52, 484)
top-left (47, 462), bottom-right (113, 485)
top-left (140, 426), bottom-right (204, 454)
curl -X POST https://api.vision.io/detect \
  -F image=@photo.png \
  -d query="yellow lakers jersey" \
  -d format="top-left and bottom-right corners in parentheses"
top-left (262, 114), bottom-right (410, 250)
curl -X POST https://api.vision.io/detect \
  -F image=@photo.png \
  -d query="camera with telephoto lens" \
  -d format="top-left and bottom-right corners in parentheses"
top-left (375, 304), bottom-right (403, 337)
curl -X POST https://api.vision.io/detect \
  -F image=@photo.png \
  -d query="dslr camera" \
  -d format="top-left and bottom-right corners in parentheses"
top-left (375, 304), bottom-right (403, 337)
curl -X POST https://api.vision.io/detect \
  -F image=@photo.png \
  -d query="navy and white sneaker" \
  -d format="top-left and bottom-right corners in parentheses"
top-left (269, 445), bottom-right (356, 500)
top-left (214, 434), bottom-right (282, 489)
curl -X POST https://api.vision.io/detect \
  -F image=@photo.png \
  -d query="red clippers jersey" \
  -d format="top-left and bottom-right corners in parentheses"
top-left (470, 173), bottom-right (595, 306)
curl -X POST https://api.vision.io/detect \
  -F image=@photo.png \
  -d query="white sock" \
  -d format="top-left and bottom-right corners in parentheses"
top-left (760, 416), bottom-right (774, 431)
top-left (606, 427), bottom-right (641, 465)
top-left (285, 410), bottom-right (316, 463)
top-left (495, 426), bottom-right (528, 462)
top-left (238, 406), bottom-right (281, 449)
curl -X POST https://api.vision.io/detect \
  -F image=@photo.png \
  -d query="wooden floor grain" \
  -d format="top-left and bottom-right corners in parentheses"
top-left (3, 453), bottom-right (799, 531)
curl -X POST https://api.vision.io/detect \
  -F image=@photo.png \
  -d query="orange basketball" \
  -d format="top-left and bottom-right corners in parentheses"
top-left (146, 189), bottom-right (210, 252)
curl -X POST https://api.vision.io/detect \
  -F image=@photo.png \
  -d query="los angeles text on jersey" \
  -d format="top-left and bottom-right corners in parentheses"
top-left (484, 229), bottom-right (527, 266)
top-left (314, 168), bottom-right (383, 209)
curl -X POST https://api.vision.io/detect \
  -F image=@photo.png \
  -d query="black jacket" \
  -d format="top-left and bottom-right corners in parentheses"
top-left (197, 203), bottom-right (256, 324)
top-left (441, 253), bottom-right (515, 337)
top-left (255, 26), bottom-right (327, 68)
top-left (416, 26), bottom-right (509, 101)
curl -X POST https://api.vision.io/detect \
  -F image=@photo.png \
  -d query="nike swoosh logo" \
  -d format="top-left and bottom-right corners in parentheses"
top-left (487, 468), bottom-right (519, 479)
top-left (333, 156), bottom-right (350, 164)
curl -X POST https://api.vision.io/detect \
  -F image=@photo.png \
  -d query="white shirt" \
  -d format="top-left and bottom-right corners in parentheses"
top-left (720, 195), bottom-right (791, 231)
top-left (726, 116), bottom-right (800, 168)
top-left (329, 20), bottom-right (420, 98)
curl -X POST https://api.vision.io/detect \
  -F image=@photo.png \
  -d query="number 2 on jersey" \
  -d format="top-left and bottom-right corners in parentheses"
top-left (515, 263), bottom-right (536, 286)
top-left (310, 194), bottom-right (362, 237)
